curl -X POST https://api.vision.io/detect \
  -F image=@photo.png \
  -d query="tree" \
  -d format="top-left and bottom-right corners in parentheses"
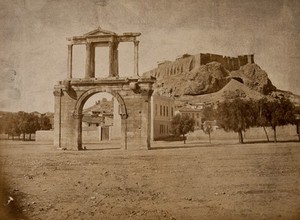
top-left (258, 97), bottom-right (296, 142)
top-left (170, 113), bottom-right (195, 144)
top-left (16, 111), bottom-right (29, 140)
top-left (254, 98), bottom-right (271, 142)
top-left (0, 115), bottom-right (4, 135)
top-left (202, 105), bottom-right (217, 143)
top-left (39, 115), bottom-right (52, 130)
top-left (295, 107), bottom-right (300, 142)
top-left (216, 98), bottom-right (256, 144)
top-left (202, 105), bottom-right (217, 121)
top-left (3, 113), bottom-right (21, 140)
top-left (26, 113), bottom-right (40, 140)
top-left (202, 121), bottom-right (214, 143)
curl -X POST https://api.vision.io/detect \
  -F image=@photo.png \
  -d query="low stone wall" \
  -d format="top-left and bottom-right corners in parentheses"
top-left (35, 130), bottom-right (54, 142)
top-left (188, 125), bottom-right (299, 142)
top-left (82, 127), bottom-right (100, 143)
top-left (35, 127), bottom-right (102, 143)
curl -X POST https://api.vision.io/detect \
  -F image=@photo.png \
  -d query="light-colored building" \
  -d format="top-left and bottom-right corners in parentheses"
top-left (151, 94), bottom-right (176, 140)
top-left (177, 105), bottom-right (203, 129)
top-left (81, 98), bottom-right (116, 141)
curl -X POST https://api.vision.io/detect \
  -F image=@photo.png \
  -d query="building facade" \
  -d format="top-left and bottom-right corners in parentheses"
top-left (151, 95), bottom-right (176, 140)
top-left (177, 105), bottom-right (204, 130)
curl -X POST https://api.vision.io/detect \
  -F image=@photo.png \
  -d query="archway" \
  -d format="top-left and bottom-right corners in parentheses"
top-left (74, 88), bottom-right (127, 150)
top-left (79, 92), bottom-right (122, 150)
top-left (54, 28), bottom-right (155, 150)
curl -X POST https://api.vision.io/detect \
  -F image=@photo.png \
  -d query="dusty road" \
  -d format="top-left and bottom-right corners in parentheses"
top-left (0, 140), bottom-right (300, 219)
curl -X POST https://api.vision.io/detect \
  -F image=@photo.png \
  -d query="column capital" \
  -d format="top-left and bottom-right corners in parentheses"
top-left (134, 40), bottom-right (140, 46)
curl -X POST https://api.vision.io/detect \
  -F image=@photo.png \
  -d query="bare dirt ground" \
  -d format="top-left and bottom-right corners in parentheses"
top-left (0, 140), bottom-right (300, 220)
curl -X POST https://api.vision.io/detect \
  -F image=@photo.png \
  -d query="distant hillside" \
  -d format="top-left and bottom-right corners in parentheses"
top-left (144, 53), bottom-right (277, 99)
top-left (178, 79), bottom-right (265, 104)
top-left (142, 52), bottom-right (300, 108)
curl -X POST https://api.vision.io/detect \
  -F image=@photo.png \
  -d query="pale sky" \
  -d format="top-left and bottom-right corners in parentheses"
top-left (1, 0), bottom-right (300, 113)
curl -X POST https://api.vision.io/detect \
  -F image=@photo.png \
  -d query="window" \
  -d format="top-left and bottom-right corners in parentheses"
top-left (163, 106), bottom-right (165, 116)
top-left (192, 113), bottom-right (195, 118)
top-left (166, 106), bottom-right (169, 117)
top-left (160, 105), bottom-right (162, 116)
top-left (197, 113), bottom-right (199, 118)
top-left (171, 107), bottom-right (174, 117)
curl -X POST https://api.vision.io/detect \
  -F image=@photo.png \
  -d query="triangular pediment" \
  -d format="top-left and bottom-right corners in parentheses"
top-left (84, 27), bottom-right (116, 36)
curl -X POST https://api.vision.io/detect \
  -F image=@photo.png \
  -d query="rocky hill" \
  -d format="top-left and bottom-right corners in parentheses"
top-left (144, 53), bottom-right (277, 100)
top-left (230, 63), bottom-right (276, 94)
top-left (178, 79), bottom-right (265, 104)
top-left (153, 62), bottom-right (230, 97)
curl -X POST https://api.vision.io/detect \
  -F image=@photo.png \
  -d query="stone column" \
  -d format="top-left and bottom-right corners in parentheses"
top-left (114, 44), bottom-right (119, 77)
top-left (53, 88), bottom-right (62, 148)
top-left (75, 113), bottom-right (83, 150)
top-left (120, 116), bottom-right (127, 150)
top-left (85, 42), bottom-right (92, 78)
top-left (90, 45), bottom-right (95, 78)
top-left (134, 41), bottom-right (139, 77)
top-left (67, 44), bottom-right (73, 79)
top-left (109, 42), bottom-right (114, 77)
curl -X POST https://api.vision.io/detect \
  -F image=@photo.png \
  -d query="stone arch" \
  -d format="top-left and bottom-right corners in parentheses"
top-left (73, 87), bottom-right (128, 150)
top-left (74, 87), bottom-right (127, 119)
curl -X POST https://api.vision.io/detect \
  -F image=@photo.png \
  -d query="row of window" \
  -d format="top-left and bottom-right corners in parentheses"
top-left (155, 104), bottom-right (174, 117)
top-left (159, 124), bottom-right (169, 134)
top-left (182, 112), bottom-right (201, 119)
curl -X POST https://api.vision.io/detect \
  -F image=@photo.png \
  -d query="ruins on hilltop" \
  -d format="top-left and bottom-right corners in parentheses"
top-left (144, 53), bottom-right (254, 79)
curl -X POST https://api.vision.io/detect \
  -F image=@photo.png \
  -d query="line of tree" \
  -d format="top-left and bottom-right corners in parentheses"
top-left (202, 97), bottom-right (299, 143)
top-left (170, 114), bottom-right (195, 144)
top-left (0, 112), bottom-right (52, 140)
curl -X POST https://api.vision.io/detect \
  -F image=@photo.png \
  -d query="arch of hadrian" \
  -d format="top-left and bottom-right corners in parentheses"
top-left (53, 27), bottom-right (155, 150)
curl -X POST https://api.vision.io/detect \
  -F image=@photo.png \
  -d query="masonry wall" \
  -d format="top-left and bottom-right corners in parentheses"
top-left (122, 93), bottom-right (150, 149)
top-left (60, 91), bottom-right (78, 149)
top-left (151, 95), bottom-right (176, 140)
top-left (36, 130), bottom-right (54, 142)
top-left (188, 125), bottom-right (298, 141)
top-left (110, 98), bottom-right (122, 140)
top-left (144, 53), bottom-right (254, 79)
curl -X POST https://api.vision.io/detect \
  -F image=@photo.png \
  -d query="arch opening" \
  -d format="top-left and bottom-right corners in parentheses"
top-left (74, 88), bottom-right (127, 150)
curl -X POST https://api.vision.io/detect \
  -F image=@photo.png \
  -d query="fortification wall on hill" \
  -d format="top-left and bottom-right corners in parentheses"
top-left (144, 53), bottom-right (254, 79)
